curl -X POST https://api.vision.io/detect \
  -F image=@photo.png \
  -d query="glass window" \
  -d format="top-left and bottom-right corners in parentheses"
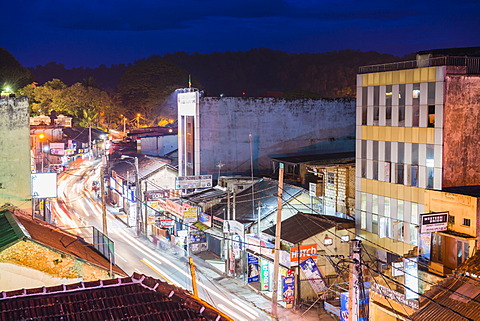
top-left (428, 105), bottom-right (435, 128)
top-left (327, 172), bottom-right (335, 184)
top-left (396, 163), bottom-right (404, 185)
top-left (361, 211), bottom-right (367, 230)
top-left (411, 203), bottom-right (418, 225)
top-left (398, 142), bottom-right (404, 163)
top-left (410, 165), bottom-right (419, 187)
top-left (426, 144), bottom-right (434, 167)
top-left (384, 197), bottom-right (391, 218)
top-left (449, 215), bottom-right (455, 224)
top-left (361, 140), bottom-right (367, 159)
top-left (397, 200), bottom-right (404, 221)
top-left (457, 240), bottom-right (464, 266)
top-left (361, 193), bottom-right (367, 211)
top-left (410, 224), bottom-right (418, 246)
top-left (373, 161), bottom-right (379, 180)
top-left (373, 86), bottom-right (379, 125)
top-left (361, 159), bottom-right (367, 178)
top-left (384, 162), bottom-right (391, 182)
top-left (428, 82), bottom-right (435, 105)
top-left (372, 195), bottom-right (378, 214)
top-left (373, 141), bottom-right (378, 160)
top-left (412, 84), bottom-right (420, 127)
top-left (427, 167), bottom-right (434, 188)
top-left (386, 85), bottom-right (392, 126)
top-left (411, 143), bottom-right (419, 165)
top-left (362, 87), bottom-right (368, 125)
top-left (463, 218), bottom-right (471, 227)
top-left (399, 84), bottom-right (406, 126)
top-left (385, 141), bottom-right (391, 162)
top-left (372, 214), bottom-right (378, 234)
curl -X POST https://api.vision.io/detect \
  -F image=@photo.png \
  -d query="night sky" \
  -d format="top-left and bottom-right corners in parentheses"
top-left (3, 0), bottom-right (479, 68)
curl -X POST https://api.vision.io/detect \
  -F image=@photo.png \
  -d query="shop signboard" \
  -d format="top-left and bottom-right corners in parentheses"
top-left (420, 212), bottom-right (448, 233)
top-left (260, 262), bottom-right (270, 291)
top-left (247, 254), bottom-right (260, 283)
top-left (290, 244), bottom-right (317, 266)
top-left (283, 276), bottom-right (295, 309)
top-left (183, 207), bottom-right (198, 223)
top-left (160, 219), bottom-right (174, 228)
top-left (31, 173), bottom-right (58, 198)
top-left (199, 212), bottom-right (212, 227)
top-left (175, 175), bottom-right (212, 190)
top-left (299, 257), bottom-right (327, 293)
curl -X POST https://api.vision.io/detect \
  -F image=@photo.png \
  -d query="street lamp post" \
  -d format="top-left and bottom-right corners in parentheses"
top-left (121, 155), bottom-right (142, 236)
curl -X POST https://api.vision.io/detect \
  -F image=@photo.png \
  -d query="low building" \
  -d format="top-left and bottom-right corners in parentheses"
top-left (0, 205), bottom-right (126, 291)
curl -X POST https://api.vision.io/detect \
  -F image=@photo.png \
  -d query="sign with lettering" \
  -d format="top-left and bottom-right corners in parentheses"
top-left (175, 175), bottom-right (212, 190)
top-left (420, 212), bottom-right (448, 233)
top-left (247, 254), bottom-right (260, 283)
top-left (290, 244), bottom-right (317, 266)
top-left (260, 263), bottom-right (270, 291)
top-left (371, 282), bottom-right (419, 310)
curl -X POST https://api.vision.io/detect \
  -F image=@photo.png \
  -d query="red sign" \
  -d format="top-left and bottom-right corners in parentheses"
top-left (160, 219), bottom-right (174, 227)
top-left (290, 244), bottom-right (317, 266)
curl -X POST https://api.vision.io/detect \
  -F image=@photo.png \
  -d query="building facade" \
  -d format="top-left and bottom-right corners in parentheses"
top-left (356, 49), bottom-right (480, 319)
top-left (178, 90), bottom-right (356, 178)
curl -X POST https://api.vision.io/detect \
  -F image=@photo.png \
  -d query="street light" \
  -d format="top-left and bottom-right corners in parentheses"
top-left (121, 155), bottom-right (143, 236)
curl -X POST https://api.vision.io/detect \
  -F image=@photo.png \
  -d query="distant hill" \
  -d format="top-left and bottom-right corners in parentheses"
top-left (27, 48), bottom-right (412, 98)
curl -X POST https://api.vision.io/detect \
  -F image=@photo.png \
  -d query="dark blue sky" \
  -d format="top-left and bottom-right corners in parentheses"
top-left (3, 0), bottom-right (479, 68)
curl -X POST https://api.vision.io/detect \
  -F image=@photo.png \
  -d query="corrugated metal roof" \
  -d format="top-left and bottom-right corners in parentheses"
top-left (262, 212), bottom-right (354, 244)
top-left (0, 208), bottom-right (27, 251)
top-left (411, 251), bottom-right (480, 321)
top-left (206, 178), bottom-right (303, 223)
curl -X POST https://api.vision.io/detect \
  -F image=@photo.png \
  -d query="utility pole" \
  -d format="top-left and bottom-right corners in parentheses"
top-left (349, 239), bottom-right (363, 321)
top-left (272, 163), bottom-right (284, 317)
top-left (257, 201), bottom-right (262, 237)
top-left (134, 157), bottom-right (142, 236)
top-left (101, 165), bottom-right (108, 235)
top-left (188, 257), bottom-right (199, 298)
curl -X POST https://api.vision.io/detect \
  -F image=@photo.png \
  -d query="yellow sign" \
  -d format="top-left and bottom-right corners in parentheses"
top-left (183, 207), bottom-right (198, 222)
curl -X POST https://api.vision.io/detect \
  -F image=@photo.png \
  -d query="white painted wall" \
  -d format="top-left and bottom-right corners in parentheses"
top-left (197, 97), bottom-right (355, 176)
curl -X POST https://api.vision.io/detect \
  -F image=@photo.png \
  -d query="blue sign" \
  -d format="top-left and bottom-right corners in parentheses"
top-left (247, 253), bottom-right (259, 283)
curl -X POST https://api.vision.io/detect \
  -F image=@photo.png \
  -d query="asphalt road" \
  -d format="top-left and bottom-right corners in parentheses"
top-left (50, 158), bottom-right (274, 321)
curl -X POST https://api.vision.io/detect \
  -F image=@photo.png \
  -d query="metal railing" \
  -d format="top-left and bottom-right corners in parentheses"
top-left (359, 56), bottom-right (480, 74)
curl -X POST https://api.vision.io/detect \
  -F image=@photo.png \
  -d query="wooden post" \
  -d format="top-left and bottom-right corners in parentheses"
top-left (272, 163), bottom-right (284, 316)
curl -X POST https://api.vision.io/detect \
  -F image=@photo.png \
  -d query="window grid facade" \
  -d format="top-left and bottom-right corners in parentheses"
top-left (356, 67), bottom-right (444, 250)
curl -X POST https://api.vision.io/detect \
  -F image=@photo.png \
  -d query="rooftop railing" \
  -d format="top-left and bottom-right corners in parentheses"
top-left (359, 56), bottom-right (480, 74)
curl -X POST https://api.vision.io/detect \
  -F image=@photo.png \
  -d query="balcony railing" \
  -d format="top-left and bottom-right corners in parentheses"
top-left (359, 56), bottom-right (480, 74)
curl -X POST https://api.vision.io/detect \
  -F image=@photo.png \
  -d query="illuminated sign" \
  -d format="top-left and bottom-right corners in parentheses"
top-left (290, 244), bottom-right (317, 265)
top-left (420, 212), bottom-right (448, 233)
top-left (31, 173), bottom-right (58, 198)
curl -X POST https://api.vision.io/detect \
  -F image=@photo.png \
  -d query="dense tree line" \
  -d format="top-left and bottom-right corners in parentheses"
top-left (2, 47), bottom-right (413, 131)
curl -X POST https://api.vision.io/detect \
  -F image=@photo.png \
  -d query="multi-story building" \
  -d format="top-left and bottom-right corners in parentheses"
top-left (356, 47), bottom-right (480, 318)
top-left (356, 47), bottom-right (480, 258)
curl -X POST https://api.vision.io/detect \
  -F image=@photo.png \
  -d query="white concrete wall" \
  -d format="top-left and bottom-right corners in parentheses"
top-left (198, 97), bottom-right (355, 176)
top-left (0, 97), bottom-right (31, 209)
top-left (140, 135), bottom-right (178, 157)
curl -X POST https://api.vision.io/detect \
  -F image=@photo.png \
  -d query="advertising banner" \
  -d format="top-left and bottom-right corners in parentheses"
top-left (260, 262), bottom-right (270, 291)
top-left (404, 257), bottom-right (419, 299)
top-left (283, 276), bottom-right (295, 308)
top-left (299, 257), bottom-right (327, 293)
top-left (183, 207), bottom-right (198, 223)
top-left (247, 254), bottom-right (260, 283)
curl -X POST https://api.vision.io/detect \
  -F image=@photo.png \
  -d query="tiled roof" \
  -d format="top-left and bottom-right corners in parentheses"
top-left (411, 251), bottom-right (480, 321)
top-left (1, 206), bottom-right (125, 276)
top-left (0, 273), bottom-right (232, 321)
top-left (207, 178), bottom-right (304, 223)
top-left (262, 212), bottom-right (355, 244)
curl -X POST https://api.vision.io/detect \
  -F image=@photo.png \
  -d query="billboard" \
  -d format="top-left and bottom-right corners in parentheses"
top-left (247, 254), bottom-right (260, 283)
top-left (283, 276), bottom-right (295, 308)
top-left (183, 207), bottom-right (198, 223)
top-left (299, 257), bottom-right (327, 294)
top-left (31, 173), bottom-right (58, 198)
top-left (260, 262), bottom-right (270, 291)
top-left (420, 212), bottom-right (448, 233)
top-left (175, 175), bottom-right (212, 190)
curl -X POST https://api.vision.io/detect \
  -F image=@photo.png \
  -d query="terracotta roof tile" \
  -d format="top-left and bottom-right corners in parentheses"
top-left (0, 273), bottom-right (232, 321)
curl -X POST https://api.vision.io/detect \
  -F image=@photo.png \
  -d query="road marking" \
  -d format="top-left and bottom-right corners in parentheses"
top-left (141, 258), bottom-right (175, 285)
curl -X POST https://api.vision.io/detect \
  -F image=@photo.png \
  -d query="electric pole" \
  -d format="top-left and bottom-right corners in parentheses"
top-left (349, 239), bottom-right (363, 321)
top-left (272, 163), bottom-right (284, 317)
